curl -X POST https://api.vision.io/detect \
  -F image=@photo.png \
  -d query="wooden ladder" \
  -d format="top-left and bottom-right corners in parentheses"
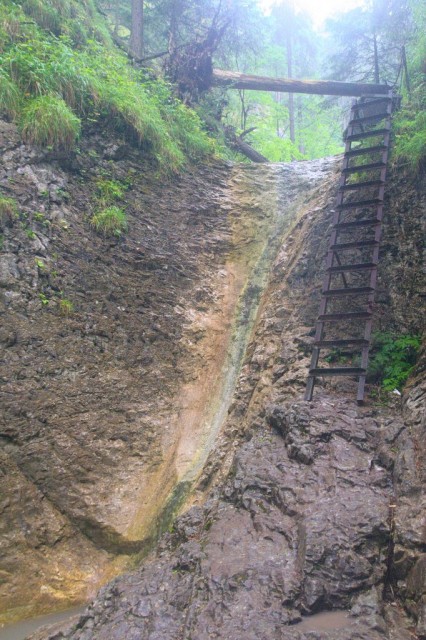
top-left (305, 91), bottom-right (399, 404)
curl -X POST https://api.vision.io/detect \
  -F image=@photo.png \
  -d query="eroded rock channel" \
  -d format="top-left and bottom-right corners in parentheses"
top-left (0, 120), bottom-right (424, 639)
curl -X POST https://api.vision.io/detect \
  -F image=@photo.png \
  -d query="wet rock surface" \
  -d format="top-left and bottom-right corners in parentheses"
top-left (1, 118), bottom-right (424, 637)
top-left (36, 396), bottom-right (419, 640)
top-left (26, 161), bottom-right (425, 639)
top-left (0, 118), bottom-right (338, 623)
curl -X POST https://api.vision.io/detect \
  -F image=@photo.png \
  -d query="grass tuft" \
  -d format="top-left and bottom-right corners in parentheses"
top-left (90, 206), bottom-right (128, 237)
top-left (59, 297), bottom-right (74, 315)
top-left (0, 195), bottom-right (18, 225)
top-left (19, 95), bottom-right (81, 149)
top-left (22, 0), bottom-right (62, 35)
top-left (0, 71), bottom-right (22, 119)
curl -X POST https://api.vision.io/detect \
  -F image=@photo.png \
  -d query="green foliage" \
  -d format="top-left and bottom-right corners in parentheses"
top-left (368, 332), bottom-right (421, 391)
top-left (35, 258), bottom-right (46, 270)
top-left (92, 175), bottom-right (128, 237)
top-left (0, 0), bottom-right (212, 169)
top-left (90, 206), bottom-right (127, 237)
top-left (5, 38), bottom-right (89, 109)
top-left (392, 2), bottom-right (426, 172)
top-left (393, 105), bottom-right (426, 171)
top-left (59, 297), bottom-right (74, 315)
top-left (22, 0), bottom-right (62, 35)
top-left (96, 178), bottom-right (126, 203)
top-left (0, 70), bottom-right (22, 119)
top-left (20, 95), bottom-right (81, 149)
top-left (0, 195), bottom-right (18, 224)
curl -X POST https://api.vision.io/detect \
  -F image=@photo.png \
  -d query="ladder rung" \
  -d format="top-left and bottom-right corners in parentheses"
top-left (343, 162), bottom-right (387, 174)
top-left (328, 262), bottom-right (377, 273)
top-left (318, 311), bottom-right (372, 321)
top-left (309, 367), bottom-right (366, 377)
top-left (349, 113), bottom-right (389, 126)
top-left (335, 218), bottom-right (380, 230)
top-left (345, 145), bottom-right (387, 158)
top-left (331, 239), bottom-right (379, 250)
top-left (351, 96), bottom-right (392, 110)
top-left (314, 338), bottom-right (369, 348)
top-left (322, 286), bottom-right (375, 297)
top-left (347, 128), bottom-right (390, 142)
top-left (337, 198), bottom-right (383, 210)
top-left (339, 180), bottom-right (384, 191)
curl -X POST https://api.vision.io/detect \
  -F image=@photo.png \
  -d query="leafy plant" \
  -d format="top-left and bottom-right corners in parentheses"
top-left (20, 95), bottom-right (81, 149)
top-left (368, 332), bottom-right (421, 391)
top-left (90, 206), bottom-right (127, 237)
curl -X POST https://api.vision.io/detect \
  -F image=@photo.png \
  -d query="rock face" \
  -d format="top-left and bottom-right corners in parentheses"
top-left (0, 119), bottom-right (338, 623)
top-left (39, 400), bottom-right (401, 640)
top-left (27, 153), bottom-right (425, 640)
top-left (0, 117), bottom-right (424, 638)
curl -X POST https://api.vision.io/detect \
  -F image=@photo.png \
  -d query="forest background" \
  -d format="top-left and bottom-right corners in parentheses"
top-left (0, 0), bottom-right (424, 168)
top-left (98, 0), bottom-right (425, 164)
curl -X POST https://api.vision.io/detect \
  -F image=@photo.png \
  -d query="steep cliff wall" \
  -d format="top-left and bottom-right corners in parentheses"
top-left (25, 158), bottom-right (426, 640)
top-left (0, 117), bottom-right (424, 639)
top-left (0, 119), bottom-right (337, 625)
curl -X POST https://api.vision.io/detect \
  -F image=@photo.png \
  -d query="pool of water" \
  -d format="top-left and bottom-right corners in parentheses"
top-left (294, 610), bottom-right (351, 632)
top-left (0, 606), bottom-right (85, 640)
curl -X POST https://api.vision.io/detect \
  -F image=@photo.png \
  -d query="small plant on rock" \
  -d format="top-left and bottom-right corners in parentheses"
top-left (59, 297), bottom-right (74, 316)
top-left (90, 206), bottom-right (127, 237)
top-left (0, 195), bottom-right (18, 224)
top-left (96, 178), bottom-right (126, 203)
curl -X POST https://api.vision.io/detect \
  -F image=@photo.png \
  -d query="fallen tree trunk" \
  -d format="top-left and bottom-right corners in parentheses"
top-left (223, 126), bottom-right (268, 163)
top-left (212, 69), bottom-right (391, 97)
top-left (234, 136), bottom-right (268, 163)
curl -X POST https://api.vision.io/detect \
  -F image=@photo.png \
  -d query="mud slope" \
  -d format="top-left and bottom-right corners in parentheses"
top-left (0, 118), bottom-right (337, 624)
top-left (28, 161), bottom-right (425, 640)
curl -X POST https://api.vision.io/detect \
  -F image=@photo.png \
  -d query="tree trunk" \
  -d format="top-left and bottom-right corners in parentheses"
top-left (287, 37), bottom-right (295, 144)
top-left (224, 127), bottom-right (268, 162)
top-left (297, 96), bottom-right (305, 154)
top-left (212, 70), bottom-right (390, 97)
top-left (129, 0), bottom-right (144, 60)
top-left (233, 137), bottom-right (268, 163)
top-left (373, 33), bottom-right (380, 84)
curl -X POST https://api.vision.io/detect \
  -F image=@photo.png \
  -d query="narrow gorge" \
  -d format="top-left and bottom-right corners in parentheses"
top-left (0, 116), bottom-right (424, 640)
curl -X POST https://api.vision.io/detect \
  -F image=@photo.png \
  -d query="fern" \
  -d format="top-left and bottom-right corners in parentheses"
top-left (368, 332), bottom-right (421, 391)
